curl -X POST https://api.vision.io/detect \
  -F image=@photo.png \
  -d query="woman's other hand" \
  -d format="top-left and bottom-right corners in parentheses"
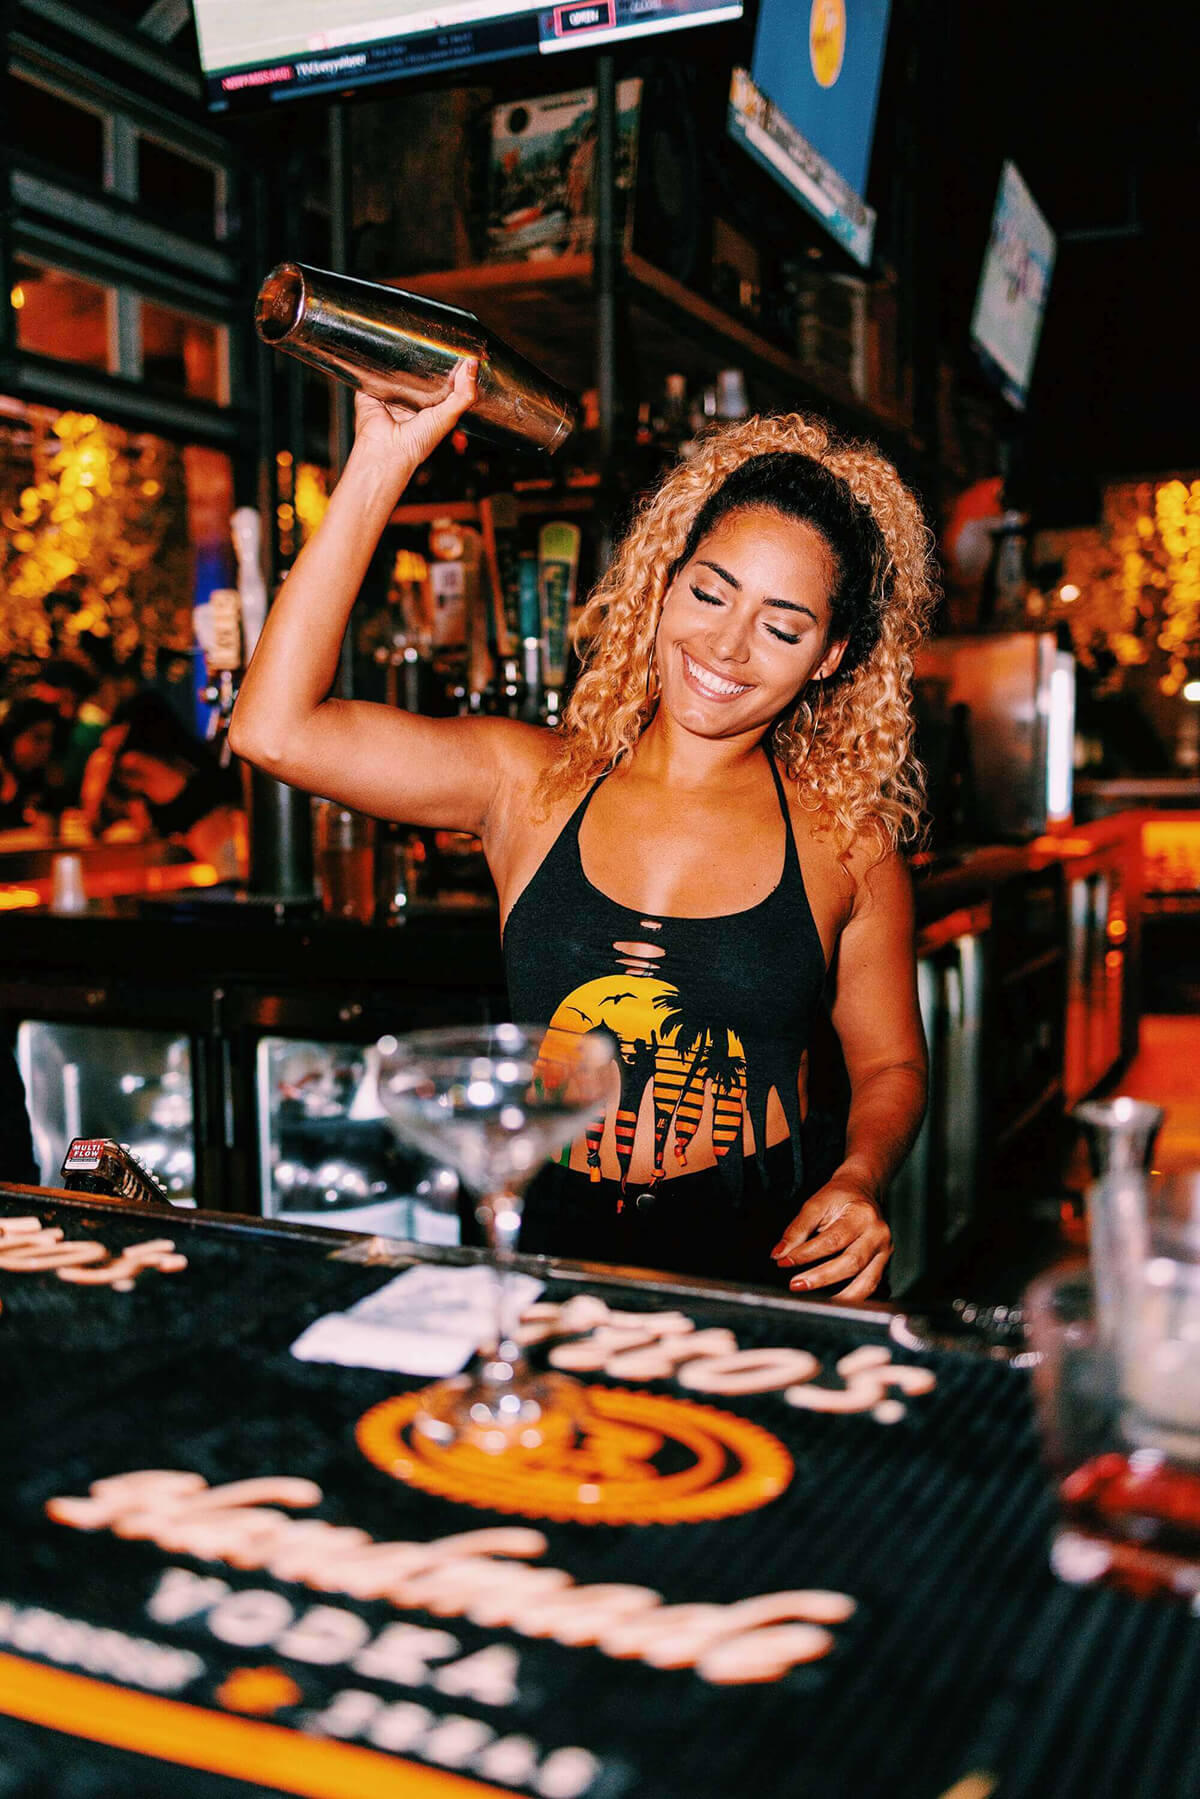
top-left (351, 356), bottom-right (478, 477)
top-left (772, 1178), bottom-right (892, 1301)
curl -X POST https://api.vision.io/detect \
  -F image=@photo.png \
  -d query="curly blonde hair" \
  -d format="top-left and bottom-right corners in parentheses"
top-left (537, 411), bottom-right (939, 851)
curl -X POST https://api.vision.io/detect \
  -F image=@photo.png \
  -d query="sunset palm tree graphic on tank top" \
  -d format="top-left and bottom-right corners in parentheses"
top-left (537, 972), bottom-right (748, 1195)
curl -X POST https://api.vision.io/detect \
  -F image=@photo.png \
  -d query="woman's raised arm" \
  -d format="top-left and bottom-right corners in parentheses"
top-left (229, 361), bottom-right (535, 836)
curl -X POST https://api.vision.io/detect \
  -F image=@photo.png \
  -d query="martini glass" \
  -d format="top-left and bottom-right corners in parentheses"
top-left (375, 1021), bottom-right (614, 1451)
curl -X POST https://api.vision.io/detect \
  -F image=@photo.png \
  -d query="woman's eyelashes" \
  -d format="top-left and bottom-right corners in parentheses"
top-left (688, 584), bottom-right (801, 646)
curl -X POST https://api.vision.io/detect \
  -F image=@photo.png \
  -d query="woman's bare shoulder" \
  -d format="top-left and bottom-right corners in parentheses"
top-left (790, 799), bottom-right (908, 912)
top-left (482, 718), bottom-right (578, 840)
top-left (842, 829), bottom-right (913, 920)
top-left (483, 722), bottom-right (588, 908)
top-left (485, 717), bottom-right (564, 788)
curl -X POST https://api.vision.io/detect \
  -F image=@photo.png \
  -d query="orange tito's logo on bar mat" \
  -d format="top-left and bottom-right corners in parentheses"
top-left (356, 1386), bottom-right (792, 1525)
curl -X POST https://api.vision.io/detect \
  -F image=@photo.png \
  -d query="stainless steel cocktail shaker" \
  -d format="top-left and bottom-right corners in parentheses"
top-left (254, 261), bottom-right (579, 456)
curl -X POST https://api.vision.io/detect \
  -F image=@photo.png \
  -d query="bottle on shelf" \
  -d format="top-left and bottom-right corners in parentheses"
top-left (657, 373), bottom-right (690, 461)
top-left (679, 383), bottom-right (719, 461)
top-left (562, 387), bottom-right (603, 491)
top-left (496, 657), bottom-right (523, 719)
top-left (715, 367), bottom-right (749, 421)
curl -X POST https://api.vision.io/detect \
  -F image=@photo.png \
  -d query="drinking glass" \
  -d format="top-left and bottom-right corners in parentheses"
top-left (375, 1021), bottom-right (614, 1451)
top-left (1075, 1096), bottom-right (1164, 1342)
top-left (1117, 1170), bottom-right (1200, 1466)
top-left (1026, 1176), bottom-right (1200, 1598)
top-left (313, 799), bottom-right (376, 922)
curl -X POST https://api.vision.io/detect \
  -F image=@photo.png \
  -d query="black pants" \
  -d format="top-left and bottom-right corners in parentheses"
top-left (487, 1141), bottom-right (803, 1289)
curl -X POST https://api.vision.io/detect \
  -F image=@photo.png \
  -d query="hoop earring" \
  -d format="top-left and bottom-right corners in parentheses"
top-left (645, 647), bottom-right (659, 707)
top-left (798, 680), bottom-right (825, 767)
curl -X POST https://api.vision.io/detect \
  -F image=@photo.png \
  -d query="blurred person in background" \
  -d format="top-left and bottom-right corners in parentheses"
top-left (0, 697), bottom-right (61, 829)
top-left (81, 689), bottom-right (247, 877)
top-left (24, 654), bottom-right (106, 813)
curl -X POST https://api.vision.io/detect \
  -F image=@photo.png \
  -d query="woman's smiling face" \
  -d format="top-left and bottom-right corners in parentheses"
top-left (654, 507), bottom-right (847, 742)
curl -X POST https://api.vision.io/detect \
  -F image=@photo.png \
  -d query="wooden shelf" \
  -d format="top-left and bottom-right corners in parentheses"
top-left (998, 945), bottom-right (1064, 990)
top-left (385, 254), bottom-right (916, 448)
top-left (1145, 892), bottom-right (1200, 916)
top-left (390, 490), bottom-right (597, 528)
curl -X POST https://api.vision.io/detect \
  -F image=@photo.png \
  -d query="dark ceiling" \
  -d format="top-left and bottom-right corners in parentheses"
top-left (944, 2), bottom-right (1199, 502)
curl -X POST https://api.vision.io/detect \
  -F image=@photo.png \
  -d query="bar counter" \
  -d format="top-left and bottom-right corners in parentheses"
top-left (0, 808), bottom-right (1142, 996)
top-left (1, 1181), bottom-right (1195, 1799)
top-left (0, 812), bottom-right (1146, 1262)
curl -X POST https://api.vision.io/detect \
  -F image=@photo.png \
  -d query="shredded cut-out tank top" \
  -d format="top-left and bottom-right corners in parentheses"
top-left (502, 752), bottom-right (828, 1201)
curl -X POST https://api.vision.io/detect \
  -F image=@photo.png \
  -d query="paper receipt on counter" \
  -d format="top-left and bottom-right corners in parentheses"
top-left (289, 1263), bottom-right (544, 1376)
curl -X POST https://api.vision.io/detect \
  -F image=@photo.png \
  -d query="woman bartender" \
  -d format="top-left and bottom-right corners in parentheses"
top-left (230, 362), bottom-right (933, 1298)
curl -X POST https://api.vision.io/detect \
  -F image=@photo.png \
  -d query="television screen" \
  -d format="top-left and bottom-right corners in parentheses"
top-left (727, 0), bottom-right (891, 268)
top-left (969, 160), bottom-right (1056, 410)
top-left (192, 0), bottom-right (742, 112)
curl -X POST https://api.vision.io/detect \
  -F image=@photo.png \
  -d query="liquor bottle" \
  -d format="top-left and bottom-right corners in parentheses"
top-left (679, 384), bottom-right (719, 461)
top-left (715, 367), bottom-right (749, 421)
top-left (562, 387), bottom-right (603, 491)
top-left (657, 372), bottom-right (690, 460)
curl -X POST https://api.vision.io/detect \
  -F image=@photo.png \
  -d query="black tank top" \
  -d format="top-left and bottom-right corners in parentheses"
top-left (503, 752), bottom-right (827, 1203)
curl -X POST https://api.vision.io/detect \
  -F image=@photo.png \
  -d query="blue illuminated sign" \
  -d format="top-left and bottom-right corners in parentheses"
top-left (728, 0), bottom-right (891, 268)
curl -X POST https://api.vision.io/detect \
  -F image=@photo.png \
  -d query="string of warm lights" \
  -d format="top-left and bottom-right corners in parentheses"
top-left (0, 409), bottom-right (192, 665)
top-left (1154, 478), bottom-right (1200, 696)
top-left (1041, 476), bottom-right (1200, 698)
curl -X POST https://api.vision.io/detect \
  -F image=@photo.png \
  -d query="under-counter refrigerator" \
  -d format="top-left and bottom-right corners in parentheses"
top-left (887, 902), bottom-right (988, 1297)
top-left (254, 1034), bottom-right (460, 1243)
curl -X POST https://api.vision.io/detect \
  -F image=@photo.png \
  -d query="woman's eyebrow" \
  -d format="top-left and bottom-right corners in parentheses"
top-left (696, 560), bottom-right (815, 618)
top-left (697, 558), bottom-right (741, 589)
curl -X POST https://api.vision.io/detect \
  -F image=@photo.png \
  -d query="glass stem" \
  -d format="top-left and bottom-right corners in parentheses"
top-left (483, 1184), bottom-right (523, 1368)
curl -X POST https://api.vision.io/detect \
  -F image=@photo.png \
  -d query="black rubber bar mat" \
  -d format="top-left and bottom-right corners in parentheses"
top-left (0, 1189), bottom-right (1195, 1799)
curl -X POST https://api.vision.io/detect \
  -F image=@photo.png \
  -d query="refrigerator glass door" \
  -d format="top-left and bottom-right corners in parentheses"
top-left (16, 1021), bottom-right (195, 1200)
top-left (886, 956), bottom-right (937, 1297)
top-left (255, 1035), bottom-right (459, 1242)
top-left (886, 929), bottom-right (986, 1297)
top-left (941, 934), bottom-right (984, 1246)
